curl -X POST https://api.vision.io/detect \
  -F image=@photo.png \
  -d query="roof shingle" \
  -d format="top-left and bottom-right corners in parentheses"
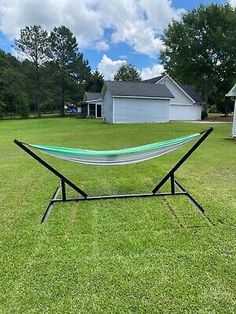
top-left (178, 83), bottom-right (203, 103)
top-left (105, 81), bottom-right (174, 99)
top-left (84, 92), bottom-right (101, 101)
top-left (142, 74), bottom-right (165, 84)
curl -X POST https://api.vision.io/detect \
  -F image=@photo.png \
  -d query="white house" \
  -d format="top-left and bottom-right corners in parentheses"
top-left (226, 83), bottom-right (236, 138)
top-left (82, 92), bottom-right (102, 118)
top-left (144, 74), bottom-right (203, 121)
top-left (101, 76), bottom-right (203, 123)
top-left (101, 81), bottom-right (174, 123)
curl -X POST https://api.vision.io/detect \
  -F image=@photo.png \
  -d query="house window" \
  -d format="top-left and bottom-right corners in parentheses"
top-left (89, 104), bottom-right (96, 117)
top-left (97, 104), bottom-right (102, 118)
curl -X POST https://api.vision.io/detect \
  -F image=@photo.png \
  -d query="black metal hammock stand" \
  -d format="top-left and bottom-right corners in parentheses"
top-left (14, 127), bottom-right (214, 224)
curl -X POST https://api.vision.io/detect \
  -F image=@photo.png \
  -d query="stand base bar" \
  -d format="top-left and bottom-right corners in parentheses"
top-left (40, 180), bottom-right (213, 226)
top-left (50, 191), bottom-right (187, 203)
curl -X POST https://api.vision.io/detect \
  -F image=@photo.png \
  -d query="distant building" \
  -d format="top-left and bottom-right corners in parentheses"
top-left (83, 74), bottom-right (203, 123)
top-left (226, 83), bottom-right (236, 138)
top-left (101, 81), bottom-right (174, 123)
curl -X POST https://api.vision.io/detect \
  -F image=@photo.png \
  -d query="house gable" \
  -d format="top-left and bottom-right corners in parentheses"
top-left (144, 74), bottom-right (203, 104)
top-left (226, 83), bottom-right (236, 97)
top-left (83, 92), bottom-right (101, 103)
top-left (156, 75), bottom-right (196, 105)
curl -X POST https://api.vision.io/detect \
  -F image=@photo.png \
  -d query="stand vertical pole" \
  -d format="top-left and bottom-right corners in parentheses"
top-left (171, 174), bottom-right (175, 194)
top-left (61, 180), bottom-right (66, 201)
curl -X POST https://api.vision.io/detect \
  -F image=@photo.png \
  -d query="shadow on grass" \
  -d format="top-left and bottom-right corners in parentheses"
top-left (223, 137), bottom-right (236, 141)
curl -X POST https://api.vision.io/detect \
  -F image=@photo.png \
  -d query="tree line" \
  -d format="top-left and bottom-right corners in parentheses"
top-left (1, 3), bottom-right (235, 119)
top-left (0, 25), bottom-right (104, 118)
top-left (113, 3), bottom-right (236, 115)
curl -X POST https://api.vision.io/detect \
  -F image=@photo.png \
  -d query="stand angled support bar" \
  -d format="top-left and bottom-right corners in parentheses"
top-left (14, 139), bottom-right (88, 199)
top-left (152, 127), bottom-right (213, 194)
top-left (41, 186), bottom-right (61, 223)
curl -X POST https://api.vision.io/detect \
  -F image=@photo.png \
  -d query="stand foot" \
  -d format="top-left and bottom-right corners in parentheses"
top-left (175, 180), bottom-right (214, 226)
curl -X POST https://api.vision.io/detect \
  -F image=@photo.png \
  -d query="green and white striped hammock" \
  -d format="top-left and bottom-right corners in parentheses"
top-left (25, 132), bottom-right (201, 166)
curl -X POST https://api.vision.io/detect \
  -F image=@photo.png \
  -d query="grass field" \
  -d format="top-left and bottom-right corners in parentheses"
top-left (0, 118), bottom-right (235, 313)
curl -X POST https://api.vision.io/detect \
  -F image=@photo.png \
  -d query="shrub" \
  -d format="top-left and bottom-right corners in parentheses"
top-left (201, 110), bottom-right (208, 120)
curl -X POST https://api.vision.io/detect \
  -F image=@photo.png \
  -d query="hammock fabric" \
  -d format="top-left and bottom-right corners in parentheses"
top-left (26, 132), bottom-right (201, 165)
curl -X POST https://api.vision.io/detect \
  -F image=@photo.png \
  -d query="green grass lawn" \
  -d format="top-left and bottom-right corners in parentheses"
top-left (0, 118), bottom-right (235, 313)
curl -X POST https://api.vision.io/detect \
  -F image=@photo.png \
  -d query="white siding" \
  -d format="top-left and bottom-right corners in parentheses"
top-left (113, 97), bottom-right (169, 123)
top-left (103, 89), bottom-right (113, 123)
top-left (158, 76), bottom-right (202, 120)
top-left (232, 100), bottom-right (236, 137)
top-left (159, 76), bottom-right (194, 106)
top-left (169, 104), bottom-right (202, 121)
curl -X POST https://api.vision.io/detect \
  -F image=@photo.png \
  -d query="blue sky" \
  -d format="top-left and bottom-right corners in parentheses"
top-left (0, 0), bottom-right (232, 79)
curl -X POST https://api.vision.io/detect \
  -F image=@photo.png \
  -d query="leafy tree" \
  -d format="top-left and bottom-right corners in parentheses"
top-left (72, 53), bottom-right (93, 99)
top-left (50, 26), bottom-right (78, 116)
top-left (0, 49), bottom-right (29, 118)
top-left (0, 25), bottom-right (100, 119)
top-left (74, 53), bottom-right (91, 83)
top-left (34, 61), bottom-right (60, 113)
top-left (0, 100), bottom-right (6, 118)
top-left (2, 67), bottom-right (29, 118)
top-left (21, 59), bottom-right (39, 113)
top-left (114, 64), bottom-right (141, 82)
top-left (87, 70), bottom-right (104, 92)
top-left (15, 25), bottom-right (50, 116)
top-left (160, 4), bottom-right (236, 115)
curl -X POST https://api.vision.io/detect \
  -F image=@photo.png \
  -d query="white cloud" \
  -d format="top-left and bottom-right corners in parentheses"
top-left (229, 0), bottom-right (236, 7)
top-left (97, 55), bottom-right (127, 80)
top-left (108, 0), bottom-right (185, 56)
top-left (0, 0), bottom-right (104, 47)
top-left (139, 0), bottom-right (185, 30)
top-left (95, 41), bottom-right (109, 51)
top-left (98, 55), bottom-right (164, 81)
top-left (0, 0), bottom-right (184, 56)
top-left (111, 20), bottom-right (164, 56)
top-left (140, 64), bottom-right (164, 80)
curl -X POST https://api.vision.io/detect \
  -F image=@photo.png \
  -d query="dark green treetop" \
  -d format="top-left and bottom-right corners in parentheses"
top-left (114, 64), bottom-right (141, 82)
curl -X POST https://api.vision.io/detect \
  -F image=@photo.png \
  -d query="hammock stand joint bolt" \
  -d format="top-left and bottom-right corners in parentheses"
top-left (14, 127), bottom-right (214, 224)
